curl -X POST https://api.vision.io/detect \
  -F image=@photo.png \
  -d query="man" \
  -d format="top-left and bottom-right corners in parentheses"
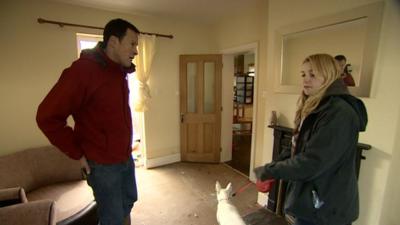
top-left (334, 54), bottom-right (355, 86)
top-left (37, 18), bottom-right (140, 225)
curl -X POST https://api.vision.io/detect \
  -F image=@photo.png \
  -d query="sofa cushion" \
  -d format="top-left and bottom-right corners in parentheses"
top-left (27, 180), bottom-right (94, 222)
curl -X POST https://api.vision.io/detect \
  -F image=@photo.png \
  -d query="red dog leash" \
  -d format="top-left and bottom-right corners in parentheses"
top-left (232, 179), bottom-right (276, 197)
top-left (232, 181), bottom-right (253, 197)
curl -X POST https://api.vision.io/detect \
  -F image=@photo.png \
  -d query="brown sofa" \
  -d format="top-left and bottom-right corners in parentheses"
top-left (0, 146), bottom-right (98, 225)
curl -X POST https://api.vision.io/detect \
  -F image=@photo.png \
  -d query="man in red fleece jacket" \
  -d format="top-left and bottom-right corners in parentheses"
top-left (37, 19), bottom-right (140, 225)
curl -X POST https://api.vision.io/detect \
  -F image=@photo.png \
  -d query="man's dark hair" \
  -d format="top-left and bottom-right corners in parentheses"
top-left (102, 19), bottom-right (140, 48)
top-left (334, 55), bottom-right (347, 61)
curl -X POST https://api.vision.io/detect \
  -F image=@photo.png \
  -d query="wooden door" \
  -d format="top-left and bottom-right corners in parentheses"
top-left (180, 55), bottom-right (222, 163)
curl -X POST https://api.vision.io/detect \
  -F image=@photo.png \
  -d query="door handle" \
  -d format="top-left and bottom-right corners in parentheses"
top-left (180, 113), bottom-right (185, 123)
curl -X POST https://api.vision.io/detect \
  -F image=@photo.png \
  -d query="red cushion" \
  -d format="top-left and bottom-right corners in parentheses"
top-left (256, 179), bottom-right (275, 193)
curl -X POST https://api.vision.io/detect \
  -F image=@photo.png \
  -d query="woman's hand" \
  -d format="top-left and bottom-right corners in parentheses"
top-left (253, 166), bottom-right (273, 181)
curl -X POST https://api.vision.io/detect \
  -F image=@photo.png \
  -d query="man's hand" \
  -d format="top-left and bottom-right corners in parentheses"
top-left (253, 166), bottom-right (273, 181)
top-left (80, 156), bottom-right (90, 175)
top-left (132, 141), bottom-right (140, 152)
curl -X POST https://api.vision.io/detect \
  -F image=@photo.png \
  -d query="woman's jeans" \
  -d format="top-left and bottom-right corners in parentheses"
top-left (87, 155), bottom-right (137, 225)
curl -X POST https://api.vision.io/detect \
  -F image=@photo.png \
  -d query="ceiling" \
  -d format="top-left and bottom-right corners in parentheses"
top-left (48, 0), bottom-right (261, 24)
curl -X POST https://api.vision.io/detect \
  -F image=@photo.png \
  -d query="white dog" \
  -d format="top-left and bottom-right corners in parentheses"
top-left (216, 181), bottom-right (246, 225)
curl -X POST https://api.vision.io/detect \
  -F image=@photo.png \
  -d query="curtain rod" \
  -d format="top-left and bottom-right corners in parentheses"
top-left (37, 18), bottom-right (173, 39)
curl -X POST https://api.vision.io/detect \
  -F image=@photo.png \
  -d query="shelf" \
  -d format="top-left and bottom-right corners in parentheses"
top-left (234, 75), bottom-right (253, 104)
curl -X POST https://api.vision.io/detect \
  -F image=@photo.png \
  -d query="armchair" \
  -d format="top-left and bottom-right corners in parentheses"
top-left (0, 187), bottom-right (56, 225)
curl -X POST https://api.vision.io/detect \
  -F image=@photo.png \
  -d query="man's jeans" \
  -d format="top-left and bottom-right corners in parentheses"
top-left (87, 155), bottom-right (137, 225)
top-left (294, 218), bottom-right (317, 225)
top-left (294, 218), bottom-right (351, 225)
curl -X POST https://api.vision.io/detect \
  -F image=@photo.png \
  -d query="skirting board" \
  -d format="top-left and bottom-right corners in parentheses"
top-left (257, 192), bottom-right (268, 207)
top-left (145, 153), bottom-right (181, 169)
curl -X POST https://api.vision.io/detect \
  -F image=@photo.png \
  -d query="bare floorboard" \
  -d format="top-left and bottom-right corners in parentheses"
top-left (131, 162), bottom-right (287, 225)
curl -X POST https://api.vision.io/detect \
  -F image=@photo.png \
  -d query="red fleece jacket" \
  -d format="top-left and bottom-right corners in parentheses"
top-left (37, 47), bottom-right (134, 164)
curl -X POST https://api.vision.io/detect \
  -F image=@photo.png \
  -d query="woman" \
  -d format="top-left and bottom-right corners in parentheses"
top-left (254, 54), bottom-right (367, 225)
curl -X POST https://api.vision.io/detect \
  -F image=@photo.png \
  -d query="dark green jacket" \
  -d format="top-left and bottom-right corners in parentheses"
top-left (264, 80), bottom-right (368, 225)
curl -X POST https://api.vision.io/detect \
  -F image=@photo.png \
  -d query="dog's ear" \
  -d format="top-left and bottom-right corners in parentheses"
top-left (226, 182), bottom-right (232, 193)
top-left (216, 181), bottom-right (221, 192)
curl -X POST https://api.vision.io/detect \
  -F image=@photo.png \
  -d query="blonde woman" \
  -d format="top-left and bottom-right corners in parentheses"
top-left (254, 54), bottom-right (368, 225)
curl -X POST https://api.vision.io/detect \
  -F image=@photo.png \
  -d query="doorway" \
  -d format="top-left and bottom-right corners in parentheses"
top-left (220, 43), bottom-right (258, 180)
top-left (227, 53), bottom-right (255, 176)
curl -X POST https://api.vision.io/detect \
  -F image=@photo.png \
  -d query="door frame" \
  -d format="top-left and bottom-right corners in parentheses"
top-left (220, 42), bottom-right (258, 182)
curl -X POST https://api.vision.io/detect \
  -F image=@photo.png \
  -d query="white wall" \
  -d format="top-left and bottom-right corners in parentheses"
top-left (244, 52), bottom-right (255, 73)
top-left (0, 0), bottom-right (217, 159)
top-left (369, 1), bottom-right (400, 224)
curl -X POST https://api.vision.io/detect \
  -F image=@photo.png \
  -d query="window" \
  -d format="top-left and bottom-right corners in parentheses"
top-left (76, 33), bottom-right (102, 57)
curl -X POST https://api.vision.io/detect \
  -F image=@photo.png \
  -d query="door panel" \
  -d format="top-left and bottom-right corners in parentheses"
top-left (187, 124), bottom-right (199, 153)
top-left (203, 123), bottom-right (215, 154)
top-left (187, 62), bottom-right (197, 113)
top-left (180, 54), bottom-right (222, 163)
top-left (204, 62), bottom-right (215, 113)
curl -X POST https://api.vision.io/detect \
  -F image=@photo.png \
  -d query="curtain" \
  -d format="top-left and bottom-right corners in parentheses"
top-left (133, 34), bottom-right (156, 112)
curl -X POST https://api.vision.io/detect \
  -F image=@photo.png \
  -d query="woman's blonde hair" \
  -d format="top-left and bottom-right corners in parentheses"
top-left (294, 54), bottom-right (341, 131)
